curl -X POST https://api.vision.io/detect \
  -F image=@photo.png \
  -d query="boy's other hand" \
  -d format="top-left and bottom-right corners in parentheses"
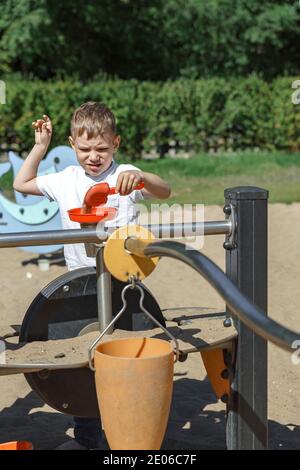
top-left (32, 114), bottom-right (52, 148)
top-left (116, 170), bottom-right (144, 195)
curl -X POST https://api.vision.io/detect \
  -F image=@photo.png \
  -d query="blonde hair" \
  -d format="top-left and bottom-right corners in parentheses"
top-left (71, 101), bottom-right (116, 139)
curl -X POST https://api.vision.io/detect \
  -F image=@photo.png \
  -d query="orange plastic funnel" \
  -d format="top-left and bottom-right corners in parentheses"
top-left (0, 441), bottom-right (33, 450)
top-left (68, 206), bottom-right (116, 224)
top-left (84, 182), bottom-right (144, 208)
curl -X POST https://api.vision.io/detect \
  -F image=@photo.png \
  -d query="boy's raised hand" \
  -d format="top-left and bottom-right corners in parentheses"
top-left (116, 170), bottom-right (144, 195)
top-left (32, 114), bottom-right (52, 147)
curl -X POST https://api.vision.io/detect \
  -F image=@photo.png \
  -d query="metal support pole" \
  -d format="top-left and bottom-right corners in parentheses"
top-left (0, 221), bottom-right (231, 249)
top-left (224, 187), bottom-right (268, 450)
top-left (95, 244), bottom-right (113, 334)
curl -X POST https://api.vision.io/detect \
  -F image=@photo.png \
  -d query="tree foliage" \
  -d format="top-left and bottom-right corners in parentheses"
top-left (2, 75), bottom-right (300, 158)
top-left (0, 0), bottom-right (300, 80)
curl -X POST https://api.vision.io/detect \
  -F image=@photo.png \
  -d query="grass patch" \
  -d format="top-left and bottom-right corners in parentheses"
top-left (1, 151), bottom-right (300, 204)
top-left (136, 151), bottom-right (300, 204)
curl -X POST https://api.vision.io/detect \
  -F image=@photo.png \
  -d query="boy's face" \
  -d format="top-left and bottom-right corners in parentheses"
top-left (69, 131), bottom-right (120, 177)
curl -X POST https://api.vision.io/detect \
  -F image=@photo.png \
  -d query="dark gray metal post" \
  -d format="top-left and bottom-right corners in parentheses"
top-left (224, 187), bottom-right (268, 450)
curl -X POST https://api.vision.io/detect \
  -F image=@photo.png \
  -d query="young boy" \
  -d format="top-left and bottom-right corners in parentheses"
top-left (13, 101), bottom-right (171, 449)
top-left (14, 101), bottom-right (170, 271)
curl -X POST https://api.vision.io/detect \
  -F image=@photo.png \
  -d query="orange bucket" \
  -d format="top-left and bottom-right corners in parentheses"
top-left (94, 337), bottom-right (174, 450)
top-left (0, 441), bottom-right (33, 450)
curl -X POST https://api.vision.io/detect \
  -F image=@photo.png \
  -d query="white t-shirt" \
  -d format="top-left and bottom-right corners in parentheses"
top-left (36, 160), bottom-right (146, 271)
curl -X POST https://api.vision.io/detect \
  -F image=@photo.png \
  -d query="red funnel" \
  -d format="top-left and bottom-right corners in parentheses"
top-left (84, 182), bottom-right (144, 207)
top-left (68, 206), bottom-right (116, 224)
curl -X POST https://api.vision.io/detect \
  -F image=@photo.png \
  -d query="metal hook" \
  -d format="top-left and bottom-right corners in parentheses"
top-left (88, 281), bottom-right (180, 371)
top-left (129, 274), bottom-right (137, 289)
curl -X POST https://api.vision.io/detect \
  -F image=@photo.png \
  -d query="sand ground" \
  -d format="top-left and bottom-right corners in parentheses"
top-left (0, 203), bottom-right (299, 449)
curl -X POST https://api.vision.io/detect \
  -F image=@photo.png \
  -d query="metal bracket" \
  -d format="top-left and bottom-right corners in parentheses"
top-left (88, 280), bottom-right (180, 371)
top-left (223, 204), bottom-right (237, 251)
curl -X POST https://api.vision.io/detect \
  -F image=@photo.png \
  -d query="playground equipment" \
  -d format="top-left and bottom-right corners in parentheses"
top-left (0, 186), bottom-right (299, 450)
top-left (0, 147), bottom-right (78, 254)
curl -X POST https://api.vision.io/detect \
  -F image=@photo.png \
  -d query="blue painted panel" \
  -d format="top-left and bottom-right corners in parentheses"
top-left (0, 201), bottom-right (63, 254)
top-left (0, 145), bottom-right (79, 254)
top-left (0, 193), bottom-right (58, 225)
top-left (9, 147), bottom-right (78, 205)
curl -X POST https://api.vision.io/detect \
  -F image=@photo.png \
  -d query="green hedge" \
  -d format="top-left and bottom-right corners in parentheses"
top-left (1, 75), bottom-right (300, 159)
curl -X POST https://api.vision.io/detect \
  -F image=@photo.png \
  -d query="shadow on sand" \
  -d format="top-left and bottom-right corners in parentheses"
top-left (0, 377), bottom-right (299, 450)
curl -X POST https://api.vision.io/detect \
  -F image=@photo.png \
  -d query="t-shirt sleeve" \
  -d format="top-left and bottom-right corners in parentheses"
top-left (36, 171), bottom-right (63, 202)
